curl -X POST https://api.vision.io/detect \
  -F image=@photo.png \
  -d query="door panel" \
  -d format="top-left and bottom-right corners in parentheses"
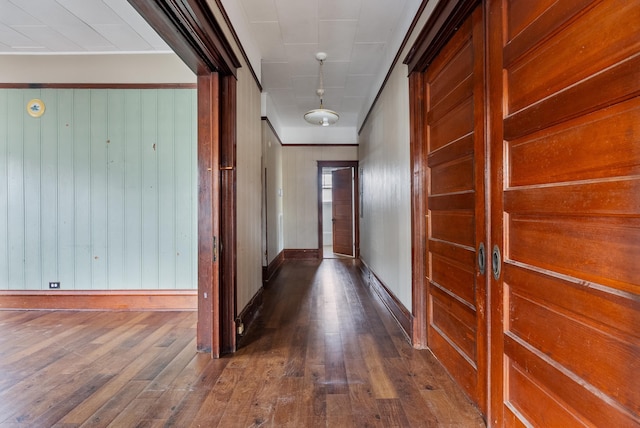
top-left (425, 6), bottom-right (486, 412)
top-left (490, 0), bottom-right (640, 425)
top-left (332, 168), bottom-right (354, 256)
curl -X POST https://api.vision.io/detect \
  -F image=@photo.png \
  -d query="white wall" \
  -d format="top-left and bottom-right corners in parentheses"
top-left (282, 146), bottom-right (357, 249)
top-left (235, 65), bottom-right (263, 312)
top-left (262, 121), bottom-right (284, 265)
top-left (358, 63), bottom-right (412, 309)
top-left (356, 0), bottom-right (439, 311)
top-left (0, 53), bottom-right (195, 84)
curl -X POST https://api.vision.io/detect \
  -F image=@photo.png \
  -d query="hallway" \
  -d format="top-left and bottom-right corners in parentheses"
top-left (0, 259), bottom-right (484, 427)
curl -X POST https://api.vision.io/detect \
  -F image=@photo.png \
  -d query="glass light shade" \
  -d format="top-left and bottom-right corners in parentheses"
top-left (304, 108), bottom-right (339, 126)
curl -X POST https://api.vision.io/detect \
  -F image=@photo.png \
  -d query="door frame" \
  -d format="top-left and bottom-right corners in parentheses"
top-left (317, 161), bottom-right (359, 260)
top-left (129, 0), bottom-right (241, 358)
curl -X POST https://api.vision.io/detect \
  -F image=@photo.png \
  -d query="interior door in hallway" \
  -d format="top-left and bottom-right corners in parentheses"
top-left (424, 6), bottom-right (487, 413)
top-left (488, 0), bottom-right (640, 425)
top-left (332, 168), bottom-right (354, 256)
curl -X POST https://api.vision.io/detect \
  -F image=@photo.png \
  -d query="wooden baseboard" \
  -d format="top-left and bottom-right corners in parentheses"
top-left (236, 286), bottom-right (263, 337)
top-left (263, 250), bottom-right (285, 286)
top-left (357, 260), bottom-right (413, 339)
top-left (284, 248), bottom-right (320, 260)
top-left (0, 289), bottom-right (197, 311)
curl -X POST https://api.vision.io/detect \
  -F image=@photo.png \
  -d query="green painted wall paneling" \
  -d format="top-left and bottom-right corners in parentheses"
top-left (0, 88), bottom-right (197, 290)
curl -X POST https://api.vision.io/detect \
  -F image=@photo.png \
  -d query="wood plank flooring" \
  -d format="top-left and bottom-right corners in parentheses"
top-left (0, 259), bottom-right (485, 427)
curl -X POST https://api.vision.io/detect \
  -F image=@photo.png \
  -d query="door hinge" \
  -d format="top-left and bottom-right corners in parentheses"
top-left (213, 236), bottom-right (217, 262)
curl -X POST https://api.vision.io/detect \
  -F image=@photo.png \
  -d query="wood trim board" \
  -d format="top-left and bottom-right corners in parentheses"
top-left (357, 260), bottom-right (413, 341)
top-left (0, 290), bottom-right (197, 311)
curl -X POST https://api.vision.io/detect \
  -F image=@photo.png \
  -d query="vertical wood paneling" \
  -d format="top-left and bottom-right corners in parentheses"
top-left (124, 91), bottom-right (143, 289)
top-left (7, 90), bottom-right (25, 289)
top-left (0, 88), bottom-right (196, 291)
top-left (0, 90), bottom-right (8, 287)
top-left (107, 90), bottom-right (126, 289)
top-left (174, 89), bottom-right (195, 289)
top-left (40, 89), bottom-right (58, 289)
top-left (157, 90), bottom-right (176, 289)
top-left (90, 90), bottom-right (108, 289)
top-left (141, 90), bottom-right (159, 289)
top-left (23, 89), bottom-right (42, 290)
top-left (57, 90), bottom-right (75, 289)
top-left (74, 90), bottom-right (92, 289)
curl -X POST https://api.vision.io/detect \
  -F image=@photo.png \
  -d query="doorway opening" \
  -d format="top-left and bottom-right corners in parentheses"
top-left (317, 161), bottom-right (359, 260)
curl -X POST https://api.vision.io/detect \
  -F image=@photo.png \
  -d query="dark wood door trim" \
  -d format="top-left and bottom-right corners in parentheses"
top-left (219, 75), bottom-right (237, 355)
top-left (408, 71), bottom-right (428, 349)
top-left (486, 1), bottom-right (504, 424)
top-left (196, 73), bottom-right (220, 355)
top-left (128, 0), bottom-right (241, 75)
top-left (132, 0), bottom-right (240, 358)
top-left (404, 0), bottom-right (481, 74)
top-left (317, 161), bottom-right (359, 259)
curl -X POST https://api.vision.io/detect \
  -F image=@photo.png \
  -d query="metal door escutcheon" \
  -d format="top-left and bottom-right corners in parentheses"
top-left (478, 242), bottom-right (486, 275)
top-left (492, 245), bottom-right (501, 280)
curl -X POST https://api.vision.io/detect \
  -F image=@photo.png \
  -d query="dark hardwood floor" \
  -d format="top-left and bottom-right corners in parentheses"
top-left (0, 259), bottom-right (485, 427)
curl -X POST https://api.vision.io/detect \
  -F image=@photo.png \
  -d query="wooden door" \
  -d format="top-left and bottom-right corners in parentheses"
top-left (488, 0), bottom-right (640, 425)
top-left (332, 168), bottom-right (354, 256)
top-left (424, 6), bottom-right (487, 412)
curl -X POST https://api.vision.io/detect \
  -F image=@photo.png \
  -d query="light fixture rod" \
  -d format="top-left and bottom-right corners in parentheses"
top-left (304, 52), bottom-right (339, 126)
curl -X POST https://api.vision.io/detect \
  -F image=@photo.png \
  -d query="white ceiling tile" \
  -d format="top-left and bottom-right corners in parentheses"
top-left (320, 61), bottom-right (348, 88)
top-left (355, 0), bottom-right (405, 43)
top-left (292, 75), bottom-right (317, 99)
top-left (102, 0), bottom-right (168, 50)
top-left (10, 0), bottom-right (87, 26)
top-left (348, 42), bottom-right (386, 74)
top-left (275, 0), bottom-right (317, 43)
top-left (251, 22), bottom-right (286, 60)
top-left (0, 1), bottom-right (42, 25)
top-left (240, 0), bottom-right (278, 22)
top-left (284, 44), bottom-right (321, 73)
top-left (318, 0), bottom-right (362, 20)
top-left (57, 0), bottom-right (123, 25)
top-left (318, 20), bottom-right (356, 61)
top-left (12, 25), bottom-right (83, 51)
top-left (0, 23), bottom-right (41, 48)
top-left (93, 24), bottom-right (150, 50)
top-left (279, 19), bottom-right (317, 44)
top-left (52, 23), bottom-right (114, 50)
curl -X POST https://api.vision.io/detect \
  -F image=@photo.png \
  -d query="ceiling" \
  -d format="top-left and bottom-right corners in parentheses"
top-left (0, 0), bottom-right (423, 135)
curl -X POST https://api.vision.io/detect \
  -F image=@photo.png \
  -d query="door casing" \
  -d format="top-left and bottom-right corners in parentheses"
top-left (317, 161), bottom-right (359, 259)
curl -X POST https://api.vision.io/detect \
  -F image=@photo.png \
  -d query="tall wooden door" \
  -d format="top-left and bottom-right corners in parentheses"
top-left (488, 0), bottom-right (640, 425)
top-left (332, 168), bottom-right (354, 256)
top-left (424, 6), bottom-right (487, 412)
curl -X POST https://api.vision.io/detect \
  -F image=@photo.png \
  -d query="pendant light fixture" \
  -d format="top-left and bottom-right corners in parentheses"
top-left (304, 52), bottom-right (339, 126)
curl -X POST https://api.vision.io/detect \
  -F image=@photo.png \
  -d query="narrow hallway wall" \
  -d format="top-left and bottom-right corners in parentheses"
top-left (358, 64), bottom-right (412, 309)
